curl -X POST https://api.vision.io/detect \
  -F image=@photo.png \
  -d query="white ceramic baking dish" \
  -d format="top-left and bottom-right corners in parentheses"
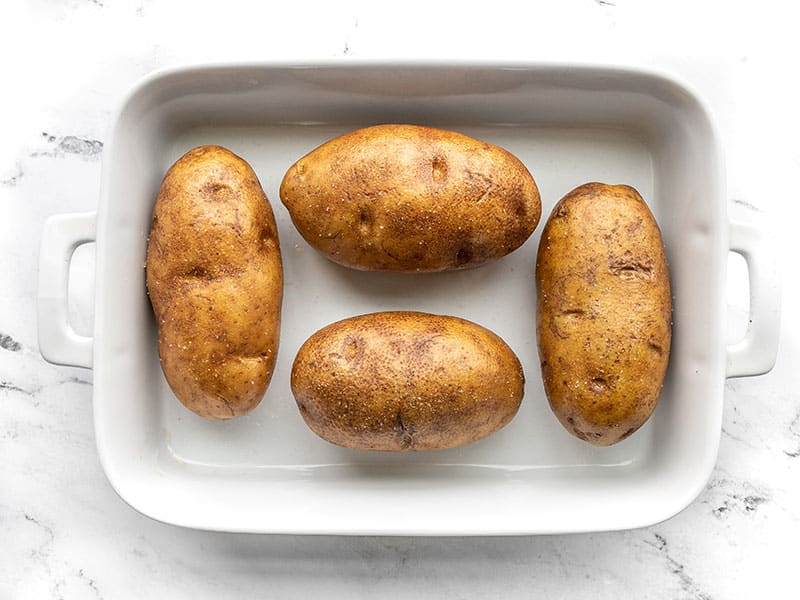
top-left (38, 62), bottom-right (780, 535)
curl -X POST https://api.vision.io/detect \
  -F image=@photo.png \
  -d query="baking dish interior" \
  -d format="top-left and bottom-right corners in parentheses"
top-left (94, 64), bottom-right (725, 533)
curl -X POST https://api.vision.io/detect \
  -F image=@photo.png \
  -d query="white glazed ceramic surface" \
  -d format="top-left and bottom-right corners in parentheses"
top-left (37, 63), bottom-right (780, 535)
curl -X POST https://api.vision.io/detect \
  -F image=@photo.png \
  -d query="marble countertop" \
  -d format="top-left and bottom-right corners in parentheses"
top-left (1, 1), bottom-right (797, 598)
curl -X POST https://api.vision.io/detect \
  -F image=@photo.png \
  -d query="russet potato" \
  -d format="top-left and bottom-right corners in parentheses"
top-left (146, 145), bottom-right (283, 419)
top-left (291, 311), bottom-right (525, 451)
top-left (536, 183), bottom-right (671, 446)
top-left (280, 124), bottom-right (541, 272)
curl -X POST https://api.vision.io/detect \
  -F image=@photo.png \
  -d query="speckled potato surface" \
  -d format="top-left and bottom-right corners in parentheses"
top-left (291, 312), bottom-right (525, 451)
top-left (146, 145), bottom-right (283, 420)
top-left (279, 124), bottom-right (541, 272)
top-left (536, 183), bottom-right (671, 446)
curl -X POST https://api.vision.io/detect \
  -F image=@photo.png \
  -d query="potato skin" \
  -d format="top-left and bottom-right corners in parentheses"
top-left (291, 312), bottom-right (525, 451)
top-left (535, 183), bottom-right (671, 446)
top-left (146, 145), bottom-right (283, 419)
top-left (280, 124), bottom-right (541, 272)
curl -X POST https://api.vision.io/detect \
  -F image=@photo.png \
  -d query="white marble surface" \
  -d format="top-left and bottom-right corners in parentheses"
top-left (1, 1), bottom-right (798, 598)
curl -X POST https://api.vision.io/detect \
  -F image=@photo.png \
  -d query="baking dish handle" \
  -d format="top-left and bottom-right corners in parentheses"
top-left (37, 212), bottom-right (96, 369)
top-left (726, 220), bottom-right (781, 378)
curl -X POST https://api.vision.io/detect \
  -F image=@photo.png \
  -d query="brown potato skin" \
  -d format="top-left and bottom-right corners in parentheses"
top-left (291, 312), bottom-right (525, 451)
top-left (146, 146), bottom-right (283, 420)
top-left (536, 183), bottom-right (671, 446)
top-left (280, 124), bottom-right (541, 272)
